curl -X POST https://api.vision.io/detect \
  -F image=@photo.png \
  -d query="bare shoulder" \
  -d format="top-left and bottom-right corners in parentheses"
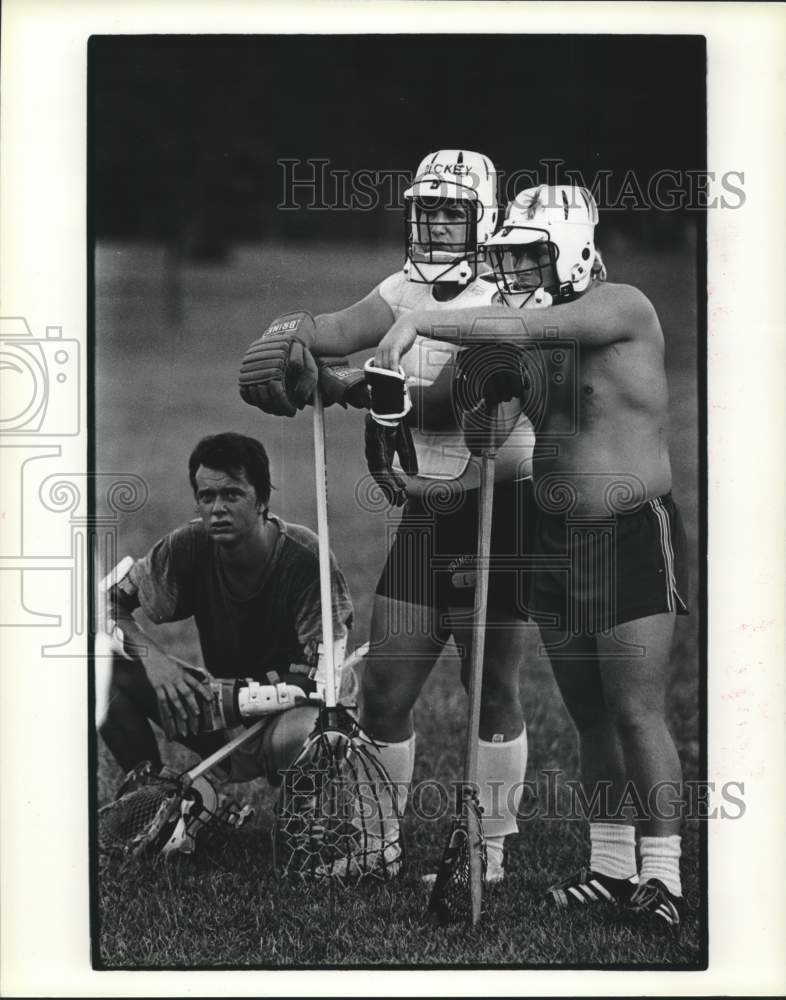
top-left (328, 280), bottom-right (394, 322)
top-left (579, 282), bottom-right (662, 342)
top-left (588, 281), bottom-right (659, 321)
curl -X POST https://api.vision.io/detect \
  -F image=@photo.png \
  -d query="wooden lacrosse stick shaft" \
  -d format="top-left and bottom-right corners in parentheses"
top-left (464, 408), bottom-right (498, 927)
top-left (463, 419), bottom-right (497, 791)
top-left (312, 386), bottom-right (338, 710)
top-left (427, 406), bottom-right (499, 928)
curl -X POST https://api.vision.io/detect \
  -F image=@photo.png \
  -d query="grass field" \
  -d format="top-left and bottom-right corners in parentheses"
top-left (94, 236), bottom-right (702, 968)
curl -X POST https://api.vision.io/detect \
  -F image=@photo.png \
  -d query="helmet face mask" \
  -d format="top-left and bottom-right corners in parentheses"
top-left (403, 149), bottom-right (498, 286)
top-left (487, 230), bottom-right (562, 308)
top-left (407, 196), bottom-right (477, 282)
top-left (487, 185), bottom-right (602, 307)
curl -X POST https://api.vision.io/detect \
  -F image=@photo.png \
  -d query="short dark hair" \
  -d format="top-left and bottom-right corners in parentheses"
top-left (188, 433), bottom-right (272, 507)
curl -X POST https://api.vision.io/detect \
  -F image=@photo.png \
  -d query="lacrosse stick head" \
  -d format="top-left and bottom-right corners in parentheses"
top-left (97, 763), bottom-right (186, 859)
top-left (273, 705), bottom-right (403, 884)
top-left (427, 785), bottom-right (487, 927)
top-left (97, 763), bottom-right (253, 860)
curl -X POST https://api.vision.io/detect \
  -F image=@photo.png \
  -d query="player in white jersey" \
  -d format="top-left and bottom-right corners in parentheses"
top-left (239, 151), bottom-right (534, 882)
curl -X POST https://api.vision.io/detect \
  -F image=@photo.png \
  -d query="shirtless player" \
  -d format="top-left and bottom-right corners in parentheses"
top-left (373, 184), bottom-right (690, 929)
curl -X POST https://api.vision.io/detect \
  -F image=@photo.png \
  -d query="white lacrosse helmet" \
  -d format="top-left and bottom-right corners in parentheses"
top-left (486, 184), bottom-right (603, 308)
top-left (403, 149), bottom-right (498, 286)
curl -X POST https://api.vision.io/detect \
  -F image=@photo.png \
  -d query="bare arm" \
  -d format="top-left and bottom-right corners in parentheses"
top-left (374, 283), bottom-right (660, 369)
top-left (110, 596), bottom-right (210, 739)
top-left (313, 286), bottom-right (396, 357)
top-left (239, 285), bottom-right (396, 416)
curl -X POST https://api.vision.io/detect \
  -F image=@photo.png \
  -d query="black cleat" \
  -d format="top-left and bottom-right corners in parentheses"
top-left (624, 877), bottom-right (684, 930)
top-left (545, 866), bottom-right (639, 908)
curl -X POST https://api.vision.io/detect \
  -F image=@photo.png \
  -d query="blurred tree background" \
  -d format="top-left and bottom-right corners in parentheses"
top-left (90, 35), bottom-right (705, 256)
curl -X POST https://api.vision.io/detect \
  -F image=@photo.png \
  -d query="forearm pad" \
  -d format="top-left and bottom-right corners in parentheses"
top-left (193, 670), bottom-right (318, 732)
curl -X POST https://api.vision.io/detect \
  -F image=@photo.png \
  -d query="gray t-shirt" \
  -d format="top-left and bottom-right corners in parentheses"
top-left (129, 516), bottom-right (353, 681)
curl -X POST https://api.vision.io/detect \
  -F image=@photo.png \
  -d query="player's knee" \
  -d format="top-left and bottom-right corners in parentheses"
top-left (570, 707), bottom-right (610, 740)
top-left (265, 705), bottom-right (320, 780)
top-left (97, 684), bottom-right (146, 751)
top-left (360, 667), bottom-right (397, 714)
top-left (606, 699), bottom-right (663, 742)
top-left (105, 653), bottom-right (151, 697)
top-left (478, 685), bottom-right (522, 733)
top-left (99, 662), bottom-right (136, 720)
top-left (359, 671), bottom-right (412, 738)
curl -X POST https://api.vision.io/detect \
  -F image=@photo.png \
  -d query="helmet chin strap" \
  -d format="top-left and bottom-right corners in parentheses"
top-left (501, 284), bottom-right (553, 309)
top-left (528, 287), bottom-right (553, 308)
top-left (592, 249), bottom-right (607, 282)
top-left (404, 255), bottom-right (474, 286)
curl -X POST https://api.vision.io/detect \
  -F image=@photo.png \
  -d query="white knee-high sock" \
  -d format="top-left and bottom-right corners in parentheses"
top-left (639, 834), bottom-right (682, 896)
top-left (477, 728), bottom-right (528, 852)
top-left (589, 822), bottom-right (638, 879)
top-left (374, 733), bottom-right (416, 818)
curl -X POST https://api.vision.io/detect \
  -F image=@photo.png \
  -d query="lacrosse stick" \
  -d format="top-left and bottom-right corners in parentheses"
top-left (427, 404), bottom-right (500, 927)
top-left (273, 385), bottom-right (402, 883)
top-left (97, 719), bottom-right (263, 860)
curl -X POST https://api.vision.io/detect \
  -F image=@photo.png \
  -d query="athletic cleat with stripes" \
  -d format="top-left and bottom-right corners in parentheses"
top-left (624, 877), bottom-right (684, 929)
top-left (545, 867), bottom-right (639, 908)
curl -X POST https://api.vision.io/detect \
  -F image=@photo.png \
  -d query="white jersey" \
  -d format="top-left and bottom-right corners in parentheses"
top-left (377, 271), bottom-right (534, 483)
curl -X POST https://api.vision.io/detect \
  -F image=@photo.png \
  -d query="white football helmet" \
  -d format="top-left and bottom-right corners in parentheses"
top-left (403, 149), bottom-right (498, 286)
top-left (486, 184), bottom-right (604, 308)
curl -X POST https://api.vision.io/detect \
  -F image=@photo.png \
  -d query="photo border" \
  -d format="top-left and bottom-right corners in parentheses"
top-left (1, 1), bottom-right (784, 996)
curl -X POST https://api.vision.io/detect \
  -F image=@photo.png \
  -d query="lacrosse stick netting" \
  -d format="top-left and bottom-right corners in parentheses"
top-left (273, 386), bottom-right (402, 883)
top-left (274, 703), bottom-right (403, 882)
top-left (427, 786), bottom-right (487, 926)
top-left (97, 720), bottom-right (262, 859)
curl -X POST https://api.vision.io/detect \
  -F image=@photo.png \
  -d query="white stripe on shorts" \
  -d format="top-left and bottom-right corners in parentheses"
top-left (649, 497), bottom-right (676, 613)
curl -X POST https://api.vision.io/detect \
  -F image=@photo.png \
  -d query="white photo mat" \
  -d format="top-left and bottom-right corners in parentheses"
top-left (1, 1), bottom-right (784, 996)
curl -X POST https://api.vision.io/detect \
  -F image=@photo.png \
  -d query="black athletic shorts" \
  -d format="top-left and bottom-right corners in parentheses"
top-left (526, 491), bottom-right (690, 634)
top-left (375, 477), bottom-right (537, 619)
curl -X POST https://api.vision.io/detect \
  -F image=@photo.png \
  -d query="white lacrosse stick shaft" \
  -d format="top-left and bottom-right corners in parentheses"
top-left (185, 718), bottom-right (267, 782)
top-left (312, 386), bottom-right (337, 710)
